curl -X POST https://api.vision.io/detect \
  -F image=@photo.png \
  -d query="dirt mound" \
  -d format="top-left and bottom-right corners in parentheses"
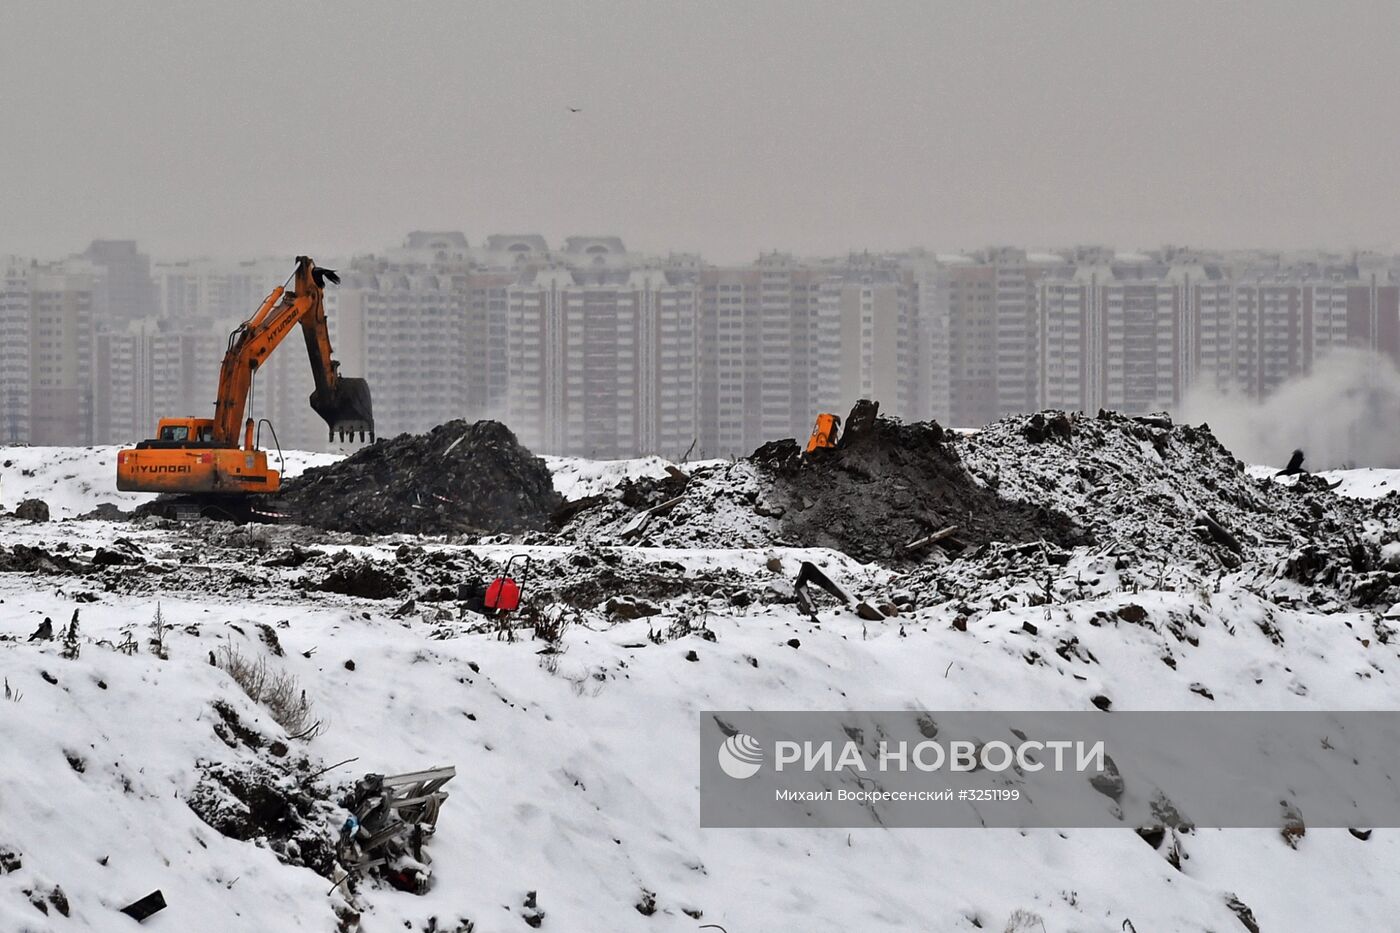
top-left (556, 401), bottom-right (1400, 591)
top-left (310, 555), bottom-right (408, 600)
top-left (896, 408), bottom-right (1400, 614)
top-left (957, 409), bottom-right (1389, 570)
top-left (277, 420), bottom-right (562, 536)
top-left (559, 402), bottom-right (1084, 562)
top-left (559, 459), bottom-right (779, 549)
top-left (750, 413), bottom-right (1085, 562)
top-left (12, 499), bottom-right (49, 522)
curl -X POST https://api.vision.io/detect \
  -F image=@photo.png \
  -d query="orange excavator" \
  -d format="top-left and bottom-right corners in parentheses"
top-left (805, 399), bottom-right (878, 453)
top-left (116, 256), bottom-right (372, 512)
top-left (805, 412), bottom-right (841, 453)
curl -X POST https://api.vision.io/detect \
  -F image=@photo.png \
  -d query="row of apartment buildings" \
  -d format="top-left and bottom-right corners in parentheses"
top-left (3, 236), bottom-right (1398, 457)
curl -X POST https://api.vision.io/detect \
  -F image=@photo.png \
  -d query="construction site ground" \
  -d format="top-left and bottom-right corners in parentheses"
top-left (3, 408), bottom-right (1400, 931)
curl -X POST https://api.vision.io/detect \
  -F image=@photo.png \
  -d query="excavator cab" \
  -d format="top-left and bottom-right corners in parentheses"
top-left (806, 413), bottom-right (841, 453)
top-left (154, 418), bottom-right (215, 444)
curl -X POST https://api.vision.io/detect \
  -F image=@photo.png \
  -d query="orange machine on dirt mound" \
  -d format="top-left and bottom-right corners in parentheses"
top-left (116, 256), bottom-right (373, 502)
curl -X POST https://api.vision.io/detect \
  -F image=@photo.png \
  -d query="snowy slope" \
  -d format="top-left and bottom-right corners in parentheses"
top-left (5, 552), bottom-right (1398, 932)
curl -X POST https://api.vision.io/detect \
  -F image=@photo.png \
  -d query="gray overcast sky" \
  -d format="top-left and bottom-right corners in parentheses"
top-left (1, 1), bottom-right (1397, 263)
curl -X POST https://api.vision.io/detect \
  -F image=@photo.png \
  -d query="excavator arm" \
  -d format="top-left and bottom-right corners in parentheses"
top-left (213, 256), bottom-right (374, 446)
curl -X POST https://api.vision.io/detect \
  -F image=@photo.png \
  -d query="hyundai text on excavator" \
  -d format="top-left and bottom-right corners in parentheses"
top-left (116, 256), bottom-right (373, 517)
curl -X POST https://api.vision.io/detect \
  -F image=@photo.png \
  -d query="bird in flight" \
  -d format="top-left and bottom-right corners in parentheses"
top-left (567, 107), bottom-right (581, 113)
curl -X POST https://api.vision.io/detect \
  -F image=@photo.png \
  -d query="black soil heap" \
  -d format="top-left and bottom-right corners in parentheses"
top-left (277, 420), bottom-right (562, 536)
top-left (751, 401), bottom-right (1085, 562)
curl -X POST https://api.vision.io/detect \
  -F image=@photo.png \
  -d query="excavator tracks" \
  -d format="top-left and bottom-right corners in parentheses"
top-left (134, 495), bottom-right (294, 525)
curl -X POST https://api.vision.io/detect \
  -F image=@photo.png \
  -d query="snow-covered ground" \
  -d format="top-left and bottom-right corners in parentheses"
top-left (1250, 463), bottom-right (1400, 500)
top-left (2, 448), bottom-right (1399, 931)
top-left (540, 455), bottom-right (726, 500)
top-left (0, 446), bottom-right (343, 519)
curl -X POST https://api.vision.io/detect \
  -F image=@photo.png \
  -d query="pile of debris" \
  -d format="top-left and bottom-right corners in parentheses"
top-left (555, 401), bottom-right (1400, 610)
top-left (957, 409), bottom-right (1399, 574)
top-left (334, 766), bottom-right (456, 895)
top-left (876, 409), bottom-right (1400, 619)
top-left (748, 405), bottom-right (1084, 562)
top-left (559, 459), bottom-right (779, 550)
top-left (187, 703), bottom-right (342, 881)
top-left (188, 758), bottom-right (340, 878)
top-left (0, 538), bottom-right (145, 576)
top-left (560, 401), bottom-right (1084, 562)
top-left (300, 544), bottom-right (493, 603)
top-left (277, 420), bottom-right (562, 537)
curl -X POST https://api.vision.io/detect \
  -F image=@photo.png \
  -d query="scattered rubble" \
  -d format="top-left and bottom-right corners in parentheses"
top-left (557, 403), bottom-right (1400, 601)
top-left (6, 404), bottom-right (1396, 626)
top-left (187, 758), bottom-right (340, 876)
top-left (277, 421), bottom-right (561, 536)
top-left (119, 890), bottom-right (167, 923)
top-left (336, 766), bottom-right (456, 895)
top-left (311, 556), bottom-right (409, 600)
top-left (77, 502), bottom-right (131, 521)
top-left (11, 498), bottom-right (49, 522)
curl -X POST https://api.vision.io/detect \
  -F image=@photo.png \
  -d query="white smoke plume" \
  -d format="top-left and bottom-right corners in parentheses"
top-left (1175, 347), bottom-right (1400, 471)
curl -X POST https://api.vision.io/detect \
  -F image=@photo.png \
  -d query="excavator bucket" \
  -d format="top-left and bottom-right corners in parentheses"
top-left (310, 376), bottom-right (375, 442)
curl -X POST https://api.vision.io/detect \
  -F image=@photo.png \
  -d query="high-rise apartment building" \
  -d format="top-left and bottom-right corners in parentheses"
top-left (1033, 252), bottom-right (1400, 417)
top-left (94, 321), bottom-right (150, 443)
top-left (903, 253), bottom-right (953, 422)
top-left (991, 249), bottom-right (1069, 418)
top-left (1179, 258), bottom-right (1399, 403)
top-left (0, 258), bottom-right (33, 443)
top-left (812, 260), bottom-right (915, 419)
top-left (1037, 252), bottom-right (1182, 413)
top-left (464, 271), bottom-right (513, 421)
top-left (80, 240), bottom-right (156, 324)
top-left (695, 254), bottom-right (822, 456)
top-left (28, 262), bottom-right (97, 444)
top-left (942, 260), bottom-right (997, 427)
top-left (506, 264), bottom-right (700, 458)
top-left (94, 317), bottom-right (232, 444)
top-left (153, 257), bottom-right (287, 322)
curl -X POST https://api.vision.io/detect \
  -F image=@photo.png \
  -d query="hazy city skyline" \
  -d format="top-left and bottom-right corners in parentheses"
top-left (3, 2), bottom-right (1398, 263)
top-left (7, 234), bottom-right (1398, 470)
